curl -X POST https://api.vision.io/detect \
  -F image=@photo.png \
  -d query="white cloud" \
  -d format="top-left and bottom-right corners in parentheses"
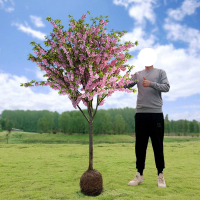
top-left (113, 0), bottom-right (159, 26)
top-left (169, 111), bottom-right (200, 122)
top-left (0, 0), bottom-right (14, 12)
top-left (113, 0), bottom-right (133, 9)
top-left (120, 26), bottom-right (158, 52)
top-left (11, 21), bottom-right (47, 40)
top-left (163, 0), bottom-right (200, 57)
top-left (163, 19), bottom-right (200, 56)
top-left (128, 0), bottom-right (158, 25)
top-left (35, 68), bottom-right (48, 81)
top-left (5, 6), bottom-right (14, 12)
top-left (0, 0), bottom-right (3, 7)
top-left (166, 0), bottom-right (200, 21)
top-left (0, 72), bottom-right (68, 114)
top-left (10, 0), bottom-right (14, 6)
top-left (30, 15), bottom-right (45, 28)
top-left (181, 105), bottom-right (200, 109)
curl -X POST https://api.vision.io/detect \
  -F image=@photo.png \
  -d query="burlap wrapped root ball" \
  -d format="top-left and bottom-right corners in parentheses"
top-left (80, 169), bottom-right (103, 196)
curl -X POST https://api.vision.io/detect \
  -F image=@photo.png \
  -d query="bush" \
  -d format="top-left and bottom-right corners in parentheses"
top-left (52, 128), bottom-right (57, 134)
top-left (178, 133), bottom-right (180, 136)
top-left (196, 133), bottom-right (199, 137)
top-left (107, 130), bottom-right (113, 135)
top-left (0, 129), bottom-right (3, 132)
top-left (112, 131), bottom-right (117, 135)
top-left (39, 130), bottom-right (43, 134)
top-left (191, 133), bottom-right (195, 137)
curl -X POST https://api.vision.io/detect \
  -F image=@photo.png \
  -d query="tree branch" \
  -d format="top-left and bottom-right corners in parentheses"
top-left (77, 104), bottom-right (90, 124)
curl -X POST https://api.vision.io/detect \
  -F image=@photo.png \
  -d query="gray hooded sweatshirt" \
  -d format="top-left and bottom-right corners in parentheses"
top-left (123, 68), bottom-right (170, 113)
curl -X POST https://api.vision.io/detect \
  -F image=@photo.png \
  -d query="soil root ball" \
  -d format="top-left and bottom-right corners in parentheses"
top-left (80, 169), bottom-right (103, 196)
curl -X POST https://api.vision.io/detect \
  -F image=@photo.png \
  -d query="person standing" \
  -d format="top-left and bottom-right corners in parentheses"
top-left (123, 65), bottom-right (170, 188)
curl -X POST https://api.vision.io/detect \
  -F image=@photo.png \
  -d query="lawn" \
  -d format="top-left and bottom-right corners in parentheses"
top-left (0, 131), bottom-right (199, 199)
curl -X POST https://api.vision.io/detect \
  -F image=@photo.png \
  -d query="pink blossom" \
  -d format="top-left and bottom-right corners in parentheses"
top-left (70, 22), bottom-right (76, 29)
top-left (81, 14), bottom-right (87, 19)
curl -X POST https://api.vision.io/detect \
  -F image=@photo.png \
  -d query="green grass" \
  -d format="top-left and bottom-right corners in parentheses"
top-left (0, 131), bottom-right (200, 144)
top-left (0, 131), bottom-right (200, 199)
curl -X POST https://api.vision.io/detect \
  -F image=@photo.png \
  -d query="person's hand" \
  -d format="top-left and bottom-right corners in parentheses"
top-left (143, 77), bottom-right (151, 87)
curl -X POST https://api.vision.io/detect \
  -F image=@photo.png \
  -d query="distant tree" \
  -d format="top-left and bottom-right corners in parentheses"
top-left (53, 111), bottom-right (60, 132)
top-left (52, 127), bottom-right (57, 134)
top-left (125, 123), bottom-right (129, 134)
top-left (43, 113), bottom-right (54, 134)
top-left (0, 118), bottom-right (7, 130)
top-left (183, 120), bottom-right (188, 136)
top-left (97, 111), bottom-right (112, 135)
top-left (4, 118), bottom-right (13, 144)
top-left (37, 118), bottom-right (45, 133)
top-left (70, 111), bottom-right (85, 134)
top-left (193, 120), bottom-right (198, 133)
top-left (189, 121), bottom-right (194, 134)
top-left (59, 112), bottom-right (72, 134)
top-left (113, 122), bottom-right (116, 135)
top-left (115, 114), bottom-right (126, 134)
top-left (170, 120), bottom-right (174, 134)
top-left (164, 114), bottom-right (170, 135)
top-left (196, 122), bottom-right (200, 133)
top-left (76, 116), bottom-right (86, 134)
top-left (173, 121), bottom-right (177, 135)
top-left (5, 118), bottom-right (13, 133)
top-left (167, 122), bottom-right (170, 135)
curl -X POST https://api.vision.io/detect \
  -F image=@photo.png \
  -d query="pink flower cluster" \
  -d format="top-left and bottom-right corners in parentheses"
top-left (28, 14), bottom-right (136, 109)
top-left (81, 14), bottom-right (87, 19)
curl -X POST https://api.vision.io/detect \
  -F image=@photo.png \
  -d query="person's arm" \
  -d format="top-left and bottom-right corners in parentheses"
top-left (149, 70), bottom-right (170, 92)
top-left (116, 73), bottom-right (138, 89)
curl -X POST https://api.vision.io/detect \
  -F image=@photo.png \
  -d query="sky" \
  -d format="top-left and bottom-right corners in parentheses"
top-left (0, 0), bottom-right (200, 122)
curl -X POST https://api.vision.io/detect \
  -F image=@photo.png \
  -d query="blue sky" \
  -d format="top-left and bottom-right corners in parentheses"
top-left (0, 0), bottom-right (200, 122)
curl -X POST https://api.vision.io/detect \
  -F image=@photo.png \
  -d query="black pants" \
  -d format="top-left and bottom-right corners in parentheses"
top-left (135, 113), bottom-right (165, 170)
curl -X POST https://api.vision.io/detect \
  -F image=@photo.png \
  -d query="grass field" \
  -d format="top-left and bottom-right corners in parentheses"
top-left (0, 131), bottom-right (200, 199)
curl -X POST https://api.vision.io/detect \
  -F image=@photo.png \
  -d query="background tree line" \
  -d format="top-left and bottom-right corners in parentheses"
top-left (0, 108), bottom-right (199, 136)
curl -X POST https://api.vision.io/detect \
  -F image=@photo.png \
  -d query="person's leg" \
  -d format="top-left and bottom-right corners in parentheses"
top-left (149, 113), bottom-right (165, 175)
top-left (135, 113), bottom-right (151, 175)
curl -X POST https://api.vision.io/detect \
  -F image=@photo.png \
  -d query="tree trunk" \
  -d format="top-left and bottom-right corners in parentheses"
top-left (77, 94), bottom-right (105, 171)
top-left (88, 99), bottom-right (93, 170)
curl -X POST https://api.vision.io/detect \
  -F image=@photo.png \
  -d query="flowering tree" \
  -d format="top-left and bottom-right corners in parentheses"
top-left (20, 11), bottom-right (138, 196)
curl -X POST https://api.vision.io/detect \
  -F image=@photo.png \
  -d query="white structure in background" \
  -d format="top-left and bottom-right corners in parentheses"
top-left (11, 128), bottom-right (22, 132)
